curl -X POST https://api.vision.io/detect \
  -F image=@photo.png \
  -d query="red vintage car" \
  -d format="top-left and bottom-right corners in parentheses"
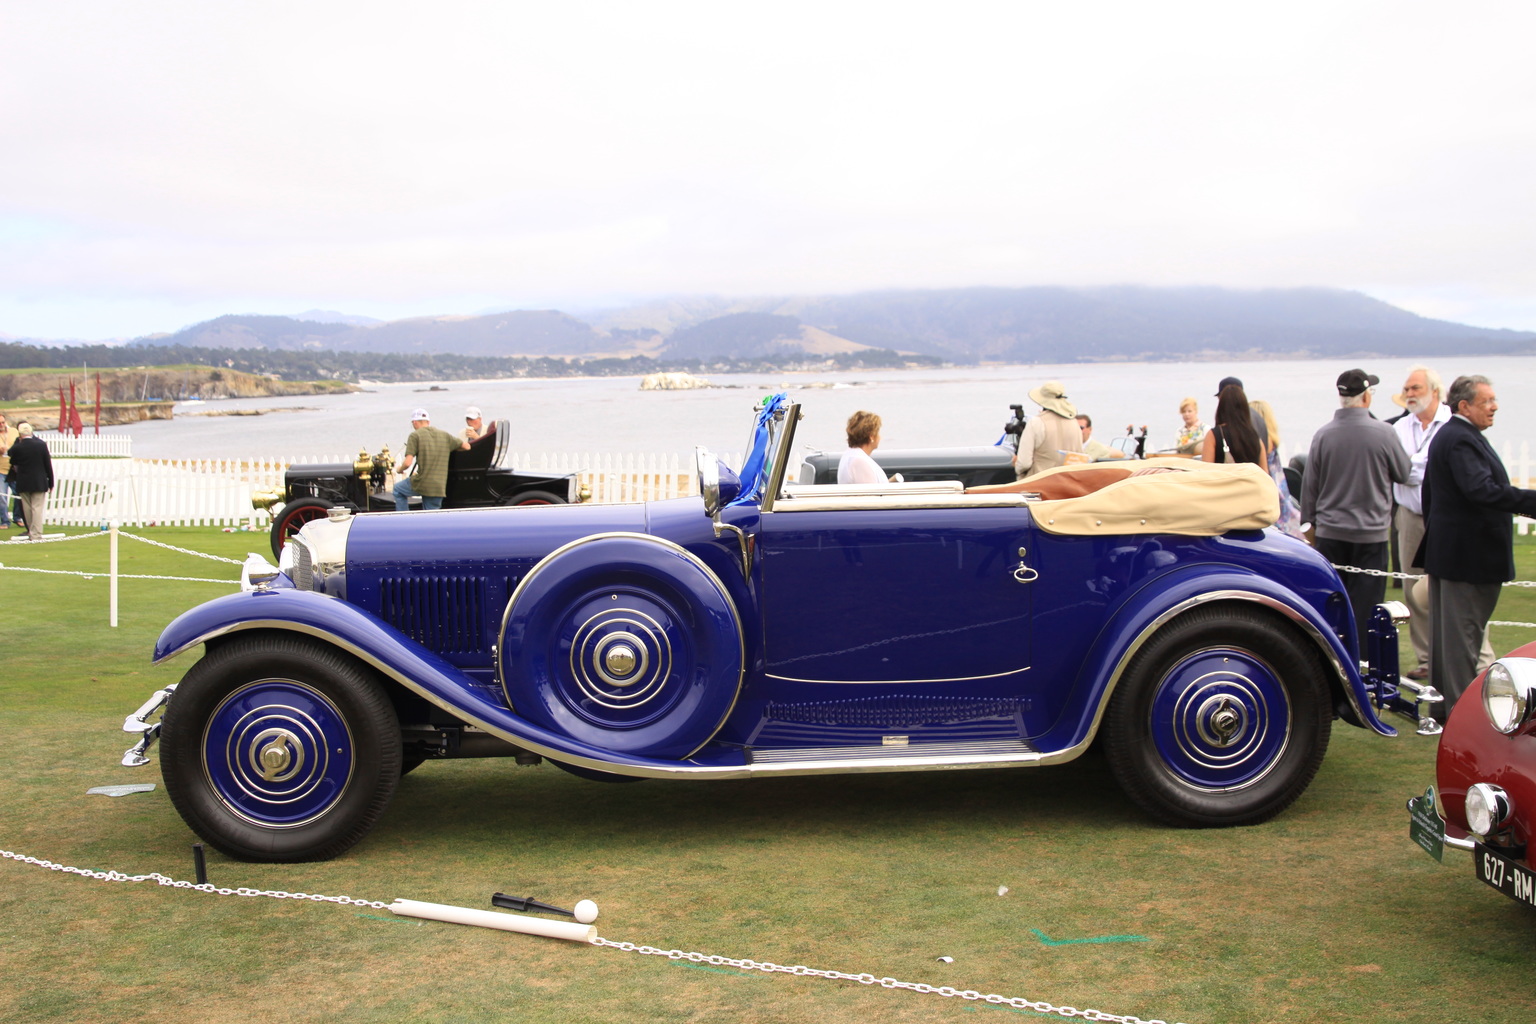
top-left (1409, 640), bottom-right (1536, 907)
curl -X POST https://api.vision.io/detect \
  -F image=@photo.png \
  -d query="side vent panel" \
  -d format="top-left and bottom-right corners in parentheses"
top-left (378, 576), bottom-right (488, 654)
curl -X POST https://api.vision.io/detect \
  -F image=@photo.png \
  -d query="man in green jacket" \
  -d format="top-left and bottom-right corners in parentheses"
top-left (392, 408), bottom-right (466, 511)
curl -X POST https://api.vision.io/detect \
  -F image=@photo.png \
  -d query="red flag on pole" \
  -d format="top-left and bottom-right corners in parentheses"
top-left (94, 373), bottom-right (102, 434)
top-left (58, 384), bottom-right (67, 434)
top-left (68, 379), bottom-right (84, 436)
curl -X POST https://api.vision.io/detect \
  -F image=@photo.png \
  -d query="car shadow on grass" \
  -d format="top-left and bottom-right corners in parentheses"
top-left (373, 744), bottom-right (1147, 858)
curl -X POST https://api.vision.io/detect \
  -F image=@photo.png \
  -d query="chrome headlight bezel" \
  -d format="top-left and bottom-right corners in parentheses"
top-left (1465, 782), bottom-right (1513, 837)
top-left (1482, 658), bottom-right (1536, 735)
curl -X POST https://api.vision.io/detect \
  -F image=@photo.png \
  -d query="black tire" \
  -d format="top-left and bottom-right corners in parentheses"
top-left (269, 497), bottom-right (335, 559)
top-left (1103, 605), bottom-right (1331, 828)
top-left (159, 634), bottom-right (402, 862)
top-left (509, 490), bottom-right (567, 506)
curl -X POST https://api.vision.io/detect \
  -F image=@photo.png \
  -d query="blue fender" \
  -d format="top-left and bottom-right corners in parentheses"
top-left (1033, 565), bottom-right (1396, 753)
top-left (153, 589), bottom-right (751, 778)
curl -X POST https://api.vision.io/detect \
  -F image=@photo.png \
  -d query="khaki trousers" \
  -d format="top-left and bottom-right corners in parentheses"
top-left (17, 491), bottom-right (47, 542)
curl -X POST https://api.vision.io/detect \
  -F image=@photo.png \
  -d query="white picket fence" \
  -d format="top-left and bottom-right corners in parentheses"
top-left (36, 452), bottom-right (715, 528)
top-left (26, 441), bottom-right (1535, 532)
top-left (34, 432), bottom-right (134, 457)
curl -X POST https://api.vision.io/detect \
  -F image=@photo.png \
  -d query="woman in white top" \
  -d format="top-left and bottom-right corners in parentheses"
top-left (837, 410), bottom-right (889, 484)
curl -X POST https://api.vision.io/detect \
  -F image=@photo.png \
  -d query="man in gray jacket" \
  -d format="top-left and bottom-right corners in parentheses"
top-left (1300, 369), bottom-right (1411, 650)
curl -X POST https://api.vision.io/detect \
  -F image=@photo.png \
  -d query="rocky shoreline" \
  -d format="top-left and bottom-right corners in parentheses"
top-left (0, 367), bottom-right (354, 431)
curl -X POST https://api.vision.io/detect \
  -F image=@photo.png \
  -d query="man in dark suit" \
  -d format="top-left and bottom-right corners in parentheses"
top-left (5, 422), bottom-right (54, 542)
top-left (1419, 375), bottom-right (1536, 714)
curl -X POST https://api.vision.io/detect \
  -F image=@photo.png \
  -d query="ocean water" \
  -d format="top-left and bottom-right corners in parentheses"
top-left (108, 356), bottom-right (1535, 464)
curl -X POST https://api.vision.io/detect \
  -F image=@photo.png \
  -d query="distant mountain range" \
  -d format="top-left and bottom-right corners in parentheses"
top-left (55, 286), bottom-right (1536, 362)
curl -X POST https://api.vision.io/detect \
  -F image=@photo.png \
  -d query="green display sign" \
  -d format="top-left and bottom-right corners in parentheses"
top-left (1408, 787), bottom-right (1445, 863)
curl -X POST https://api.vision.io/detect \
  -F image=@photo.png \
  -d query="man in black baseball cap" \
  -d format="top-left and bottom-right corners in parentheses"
top-left (1335, 368), bottom-right (1380, 397)
top-left (1301, 367), bottom-right (1409, 649)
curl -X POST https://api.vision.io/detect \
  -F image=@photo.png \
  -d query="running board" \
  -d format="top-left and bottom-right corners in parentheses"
top-left (750, 738), bottom-right (1037, 768)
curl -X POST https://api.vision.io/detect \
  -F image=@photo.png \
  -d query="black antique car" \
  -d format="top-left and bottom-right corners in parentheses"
top-left (797, 405), bottom-right (1148, 485)
top-left (254, 420), bottom-right (582, 557)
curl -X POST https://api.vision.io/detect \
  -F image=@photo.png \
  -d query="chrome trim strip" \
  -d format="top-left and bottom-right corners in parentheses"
top-left (774, 492), bottom-right (1030, 513)
top-left (765, 666), bottom-right (1031, 685)
top-left (752, 739), bottom-right (1032, 763)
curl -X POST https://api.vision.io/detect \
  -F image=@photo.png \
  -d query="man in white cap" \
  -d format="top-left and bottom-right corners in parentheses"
top-left (393, 408), bottom-right (467, 511)
top-left (1013, 380), bottom-right (1083, 478)
top-left (458, 406), bottom-right (488, 445)
top-left (5, 422), bottom-right (52, 541)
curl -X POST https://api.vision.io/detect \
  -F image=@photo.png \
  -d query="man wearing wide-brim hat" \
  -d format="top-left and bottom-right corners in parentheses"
top-left (1014, 380), bottom-right (1084, 478)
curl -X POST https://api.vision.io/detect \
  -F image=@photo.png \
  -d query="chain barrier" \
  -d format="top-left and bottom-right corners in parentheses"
top-left (1328, 563), bottom-right (1536, 630)
top-left (1320, 564), bottom-right (1536, 629)
top-left (0, 565), bottom-right (232, 584)
top-left (2, 846), bottom-right (1189, 1024)
top-left (0, 848), bottom-right (389, 908)
top-left (590, 938), bottom-right (1183, 1023)
top-left (1329, 563), bottom-right (1536, 588)
top-left (1, 530), bottom-right (104, 545)
top-left (0, 527), bottom-right (240, 585)
top-left (118, 531), bottom-right (243, 565)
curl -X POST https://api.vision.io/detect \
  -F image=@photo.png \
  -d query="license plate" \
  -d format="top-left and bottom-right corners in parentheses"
top-left (1474, 844), bottom-right (1536, 907)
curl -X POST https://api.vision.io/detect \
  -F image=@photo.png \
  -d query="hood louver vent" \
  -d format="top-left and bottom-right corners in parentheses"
top-left (379, 576), bottom-right (488, 654)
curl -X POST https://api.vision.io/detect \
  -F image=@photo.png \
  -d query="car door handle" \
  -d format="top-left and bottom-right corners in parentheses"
top-left (1013, 546), bottom-right (1037, 584)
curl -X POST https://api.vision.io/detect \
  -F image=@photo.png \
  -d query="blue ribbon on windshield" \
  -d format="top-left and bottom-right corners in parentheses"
top-left (731, 392), bottom-right (789, 506)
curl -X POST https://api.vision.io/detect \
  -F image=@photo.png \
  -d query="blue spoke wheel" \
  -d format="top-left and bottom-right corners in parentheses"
top-left (1105, 606), bottom-right (1330, 827)
top-left (499, 534), bottom-right (744, 760)
top-left (160, 635), bottom-right (401, 862)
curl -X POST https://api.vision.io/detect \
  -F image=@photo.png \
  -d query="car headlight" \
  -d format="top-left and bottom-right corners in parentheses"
top-left (1482, 658), bottom-right (1536, 734)
top-left (1465, 783), bottom-right (1513, 837)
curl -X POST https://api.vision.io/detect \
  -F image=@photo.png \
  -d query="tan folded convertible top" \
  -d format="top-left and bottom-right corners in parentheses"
top-left (1022, 459), bottom-right (1280, 536)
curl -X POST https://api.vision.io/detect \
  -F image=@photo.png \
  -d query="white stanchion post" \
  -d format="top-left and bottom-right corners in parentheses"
top-left (109, 523), bottom-right (119, 628)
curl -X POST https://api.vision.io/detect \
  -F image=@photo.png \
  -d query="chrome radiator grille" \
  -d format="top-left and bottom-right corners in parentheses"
top-left (291, 541), bottom-right (314, 591)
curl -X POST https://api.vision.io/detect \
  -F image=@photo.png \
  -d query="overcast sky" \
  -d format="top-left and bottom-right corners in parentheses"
top-left (3, 1), bottom-right (1535, 341)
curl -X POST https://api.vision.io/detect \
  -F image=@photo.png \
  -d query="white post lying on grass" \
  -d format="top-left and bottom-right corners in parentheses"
top-left (387, 898), bottom-right (597, 943)
top-left (109, 523), bottom-right (119, 629)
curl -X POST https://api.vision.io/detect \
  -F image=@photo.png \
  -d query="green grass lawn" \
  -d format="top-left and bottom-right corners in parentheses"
top-left (2, 528), bottom-right (1534, 1024)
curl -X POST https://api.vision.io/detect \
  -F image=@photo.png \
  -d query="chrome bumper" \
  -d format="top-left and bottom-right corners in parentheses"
top-left (1366, 602), bottom-right (1443, 736)
top-left (120, 685), bottom-right (176, 767)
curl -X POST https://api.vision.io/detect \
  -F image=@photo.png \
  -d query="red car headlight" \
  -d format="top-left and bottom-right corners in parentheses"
top-left (1482, 658), bottom-right (1536, 735)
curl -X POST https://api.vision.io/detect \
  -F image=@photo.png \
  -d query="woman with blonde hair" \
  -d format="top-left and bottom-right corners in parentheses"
top-left (1250, 399), bottom-right (1304, 539)
top-left (1173, 397), bottom-right (1204, 455)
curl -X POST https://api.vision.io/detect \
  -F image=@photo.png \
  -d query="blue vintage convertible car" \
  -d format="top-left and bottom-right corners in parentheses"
top-left (122, 394), bottom-right (1414, 861)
